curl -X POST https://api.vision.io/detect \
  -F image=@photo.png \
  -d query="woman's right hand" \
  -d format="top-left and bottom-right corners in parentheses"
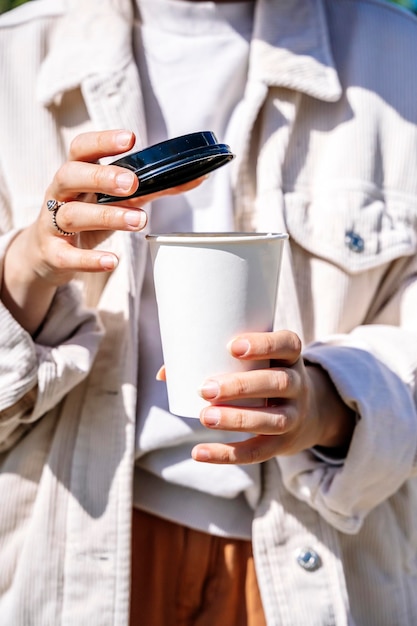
top-left (1, 129), bottom-right (202, 334)
top-left (28, 129), bottom-right (146, 286)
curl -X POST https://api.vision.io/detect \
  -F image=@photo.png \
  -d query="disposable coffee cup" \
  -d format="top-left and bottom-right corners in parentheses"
top-left (146, 232), bottom-right (288, 418)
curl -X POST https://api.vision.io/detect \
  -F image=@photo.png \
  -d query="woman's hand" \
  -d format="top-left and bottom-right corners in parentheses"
top-left (191, 330), bottom-right (356, 464)
top-left (1, 129), bottom-right (203, 334)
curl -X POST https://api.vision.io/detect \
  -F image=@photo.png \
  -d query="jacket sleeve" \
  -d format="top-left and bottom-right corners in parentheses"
top-left (277, 259), bottom-right (417, 534)
top-left (0, 232), bottom-right (103, 452)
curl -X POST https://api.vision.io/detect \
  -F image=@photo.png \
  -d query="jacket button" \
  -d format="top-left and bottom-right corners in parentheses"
top-left (345, 230), bottom-right (365, 253)
top-left (295, 547), bottom-right (322, 572)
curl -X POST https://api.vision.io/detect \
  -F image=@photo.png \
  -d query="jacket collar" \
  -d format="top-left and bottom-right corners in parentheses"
top-left (37, 0), bottom-right (341, 106)
top-left (37, 0), bottom-right (134, 106)
top-left (251, 0), bottom-right (342, 102)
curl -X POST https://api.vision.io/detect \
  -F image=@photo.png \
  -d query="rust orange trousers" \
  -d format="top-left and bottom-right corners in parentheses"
top-left (130, 508), bottom-right (267, 626)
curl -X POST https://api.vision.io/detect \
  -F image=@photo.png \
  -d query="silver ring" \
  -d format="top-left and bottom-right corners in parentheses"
top-left (47, 199), bottom-right (76, 236)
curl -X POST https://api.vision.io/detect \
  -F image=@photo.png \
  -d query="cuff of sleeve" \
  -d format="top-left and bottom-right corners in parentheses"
top-left (0, 300), bottom-right (38, 412)
top-left (278, 335), bottom-right (417, 533)
top-left (310, 445), bottom-right (347, 466)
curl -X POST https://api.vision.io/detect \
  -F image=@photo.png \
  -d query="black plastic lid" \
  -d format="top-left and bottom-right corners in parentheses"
top-left (97, 131), bottom-right (235, 204)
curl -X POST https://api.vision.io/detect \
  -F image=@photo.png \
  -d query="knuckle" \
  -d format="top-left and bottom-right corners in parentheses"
top-left (234, 375), bottom-right (252, 397)
top-left (247, 444), bottom-right (263, 464)
top-left (222, 449), bottom-right (234, 463)
top-left (232, 409), bottom-right (247, 430)
top-left (53, 164), bottom-right (70, 190)
top-left (284, 368), bottom-right (296, 390)
top-left (95, 132), bottom-right (107, 152)
top-left (263, 333), bottom-right (277, 356)
top-left (289, 331), bottom-right (302, 355)
top-left (91, 165), bottom-right (106, 189)
top-left (99, 206), bottom-right (115, 229)
top-left (79, 254), bottom-right (95, 271)
top-left (68, 134), bottom-right (82, 157)
top-left (68, 132), bottom-right (93, 158)
top-left (269, 410), bottom-right (290, 433)
top-left (270, 368), bottom-right (292, 394)
top-left (53, 246), bottom-right (69, 270)
top-left (59, 206), bottom-right (75, 231)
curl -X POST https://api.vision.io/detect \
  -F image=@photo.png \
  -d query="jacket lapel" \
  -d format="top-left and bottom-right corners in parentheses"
top-left (250, 0), bottom-right (342, 102)
top-left (233, 0), bottom-right (343, 225)
top-left (36, 0), bottom-right (147, 146)
top-left (234, 0), bottom-right (343, 340)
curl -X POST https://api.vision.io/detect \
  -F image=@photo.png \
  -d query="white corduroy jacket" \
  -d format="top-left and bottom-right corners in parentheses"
top-left (1, 0), bottom-right (417, 624)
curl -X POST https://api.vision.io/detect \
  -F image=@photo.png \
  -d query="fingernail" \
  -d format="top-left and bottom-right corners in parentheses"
top-left (116, 131), bottom-right (133, 149)
top-left (124, 210), bottom-right (146, 228)
top-left (202, 407), bottom-right (221, 427)
top-left (228, 338), bottom-right (250, 357)
top-left (115, 172), bottom-right (135, 192)
top-left (199, 380), bottom-right (219, 400)
top-left (99, 254), bottom-right (118, 270)
top-left (192, 447), bottom-right (211, 462)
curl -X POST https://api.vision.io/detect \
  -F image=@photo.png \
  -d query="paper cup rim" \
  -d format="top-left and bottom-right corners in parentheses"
top-left (146, 232), bottom-right (288, 244)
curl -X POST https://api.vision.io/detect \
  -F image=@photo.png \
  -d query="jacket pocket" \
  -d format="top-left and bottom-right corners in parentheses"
top-left (284, 187), bottom-right (417, 274)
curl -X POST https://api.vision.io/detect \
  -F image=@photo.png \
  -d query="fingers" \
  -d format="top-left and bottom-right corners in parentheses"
top-left (31, 129), bottom-right (211, 290)
top-left (53, 129), bottom-right (139, 204)
top-left (68, 129), bottom-right (136, 162)
top-left (46, 237), bottom-right (121, 273)
top-left (65, 130), bottom-right (207, 204)
top-left (199, 366), bottom-right (301, 404)
top-left (51, 160), bottom-right (139, 203)
top-left (197, 330), bottom-right (303, 405)
top-left (47, 198), bottom-right (147, 236)
top-left (199, 402), bottom-right (298, 435)
top-left (227, 330), bottom-right (302, 364)
top-left (191, 330), bottom-right (311, 464)
top-left (193, 395), bottom-right (315, 464)
top-left (44, 130), bottom-right (147, 240)
top-left (196, 367), bottom-right (303, 457)
top-left (192, 434), bottom-right (293, 465)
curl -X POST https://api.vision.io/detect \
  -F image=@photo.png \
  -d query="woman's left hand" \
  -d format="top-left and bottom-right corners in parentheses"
top-left (191, 330), bottom-right (355, 464)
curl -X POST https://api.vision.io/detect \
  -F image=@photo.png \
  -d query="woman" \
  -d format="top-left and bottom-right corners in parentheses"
top-left (0, 0), bottom-right (417, 624)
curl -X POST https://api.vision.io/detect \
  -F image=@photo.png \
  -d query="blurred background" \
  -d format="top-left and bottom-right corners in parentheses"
top-left (1, 0), bottom-right (417, 14)
top-left (0, 0), bottom-right (28, 13)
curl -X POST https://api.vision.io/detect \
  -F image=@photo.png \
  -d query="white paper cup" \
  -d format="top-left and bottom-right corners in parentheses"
top-left (146, 232), bottom-right (288, 418)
